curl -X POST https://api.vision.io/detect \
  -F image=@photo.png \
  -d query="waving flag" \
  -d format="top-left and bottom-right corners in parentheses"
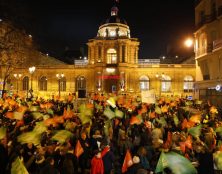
top-left (11, 157), bottom-right (29, 174)
top-left (104, 107), bottom-right (115, 120)
top-left (155, 152), bottom-right (168, 173)
top-left (214, 151), bottom-right (222, 170)
top-left (17, 131), bottom-right (42, 146)
top-left (155, 151), bottom-right (197, 174)
top-left (75, 140), bottom-right (84, 158)
top-left (0, 127), bottom-right (6, 139)
top-left (188, 124), bottom-right (202, 138)
top-left (51, 130), bottom-right (73, 144)
top-left (122, 149), bottom-right (133, 173)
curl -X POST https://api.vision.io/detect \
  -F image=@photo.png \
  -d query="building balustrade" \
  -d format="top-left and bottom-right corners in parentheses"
top-left (213, 38), bottom-right (222, 50)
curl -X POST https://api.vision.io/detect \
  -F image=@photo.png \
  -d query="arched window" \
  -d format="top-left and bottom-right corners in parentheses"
top-left (139, 75), bottom-right (149, 90)
top-left (107, 48), bottom-right (117, 64)
top-left (22, 76), bottom-right (29, 91)
top-left (161, 75), bottom-right (171, 92)
top-left (76, 76), bottom-right (86, 90)
top-left (39, 76), bottom-right (47, 91)
top-left (184, 75), bottom-right (194, 92)
top-left (59, 77), bottom-right (66, 91)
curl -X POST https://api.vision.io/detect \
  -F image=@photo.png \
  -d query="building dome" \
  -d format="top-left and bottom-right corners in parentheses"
top-left (97, 6), bottom-right (130, 39)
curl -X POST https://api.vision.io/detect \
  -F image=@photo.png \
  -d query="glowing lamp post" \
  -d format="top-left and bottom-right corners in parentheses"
top-left (184, 38), bottom-right (193, 48)
top-left (56, 73), bottom-right (64, 98)
top-left (29, 66), bottom-right (36, 98)
top-left (13, 73), bottom-right (22, 94)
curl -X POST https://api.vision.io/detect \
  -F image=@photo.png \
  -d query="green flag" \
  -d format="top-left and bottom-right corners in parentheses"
top-left (0, 127), bottom-right (6, 139)
top-left (115, 108), bottom-right (124, 118)
top-left (155, 151), bottom-right (197, 174)
top-left (214, 151), bottom-right (222, 170)
top-left (33, 122), bottom-right (47, 134)
top-left (155, 152), bottom-right (168, 173)
top-left (11, 157), bottom-right (29, 174)
top-left (188, 124), bottom-right (202, 138)
top-left (155, 106), bottom-right (162, 115)
top-left (17, 131), bottom-right (41, 146)
top-left (215, 127), bottom-right (222, 137)
top-left (51, 130), bottom-right (73, 144)
top-left (104, 107), bottom-right (115, 120)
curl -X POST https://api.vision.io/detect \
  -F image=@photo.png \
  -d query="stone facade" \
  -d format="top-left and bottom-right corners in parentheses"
top-left (2, 5), bottom-right (196, 99)
top-left (194, 0), bottom-right (222, 105)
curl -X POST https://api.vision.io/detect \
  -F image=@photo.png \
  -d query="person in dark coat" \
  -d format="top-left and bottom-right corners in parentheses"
top-left (79, 131), bottom-right (91, 173)
top-left (127, 156), bottom-right (144, 174)
top-left (0, 139), bottom-right (8, 174)
top-left (61, 151), bottom-right (78, 174)
top-left (39, 156), bottom-right (60, 174)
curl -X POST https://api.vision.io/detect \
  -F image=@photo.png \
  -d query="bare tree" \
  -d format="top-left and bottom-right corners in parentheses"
top-left (0, 20), bottom-right (32, 97)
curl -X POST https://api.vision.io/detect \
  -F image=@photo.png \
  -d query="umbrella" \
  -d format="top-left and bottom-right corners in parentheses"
top-left (155, 151), bottom-right (197, 174)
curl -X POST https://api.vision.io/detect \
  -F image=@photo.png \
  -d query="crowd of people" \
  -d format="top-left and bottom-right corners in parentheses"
top-left (0, 92), bottom-right (222, 174)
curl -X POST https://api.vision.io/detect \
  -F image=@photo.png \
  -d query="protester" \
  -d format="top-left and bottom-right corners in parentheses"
top-left (0, 92), bottom-right (222, 174)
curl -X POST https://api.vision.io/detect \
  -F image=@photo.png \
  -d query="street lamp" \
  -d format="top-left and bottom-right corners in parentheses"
top-left (13, 73), bottom-right (22, 94)
top-left (184, 38), bottom-right (193, 48)
top-left (29, 66), bottom-right (36, 98)
top-left (56, 73), bottom-right (64, 98)
top-left (156, 73), bottom-right (165, 97)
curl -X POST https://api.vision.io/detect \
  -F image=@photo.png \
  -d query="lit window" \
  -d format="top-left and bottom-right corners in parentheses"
top-left (184, 75), bottom-right (194, 92)
top-left (139, 75), bottom-right (149, 91)
top-left (76, 76), bottom-right (86, 90)
top-left (161, 75), bottom-right (171, 92)
top-left (107, 48), bottom-right (117, 64)
top-left (39, 76), bottom-right (47, 91)
top-left (59, 77), bottom-right (66, 92)
top-left (22, 76), bottom-right (29, 91)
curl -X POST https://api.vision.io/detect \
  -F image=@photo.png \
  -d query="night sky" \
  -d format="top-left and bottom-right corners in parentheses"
top-left (1, 0), bottom-right (195, 59)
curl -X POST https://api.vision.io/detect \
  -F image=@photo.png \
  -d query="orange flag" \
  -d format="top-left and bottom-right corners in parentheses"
top-left (130, 116), bottom-right (141, 125)
top-left (122, 149), bottom-right (133, 173)
top-left (74, 140), bottom-right (84, 158)
top-left (163, 132), bottom-right (172, 149)
top-left (185, 135), bottom-right (193, 149)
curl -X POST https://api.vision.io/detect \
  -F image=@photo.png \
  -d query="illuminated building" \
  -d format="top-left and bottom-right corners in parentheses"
top-left (194, 0), bottom-right (222, 105)
top-left (2, 5), bottom-right (195, 99)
